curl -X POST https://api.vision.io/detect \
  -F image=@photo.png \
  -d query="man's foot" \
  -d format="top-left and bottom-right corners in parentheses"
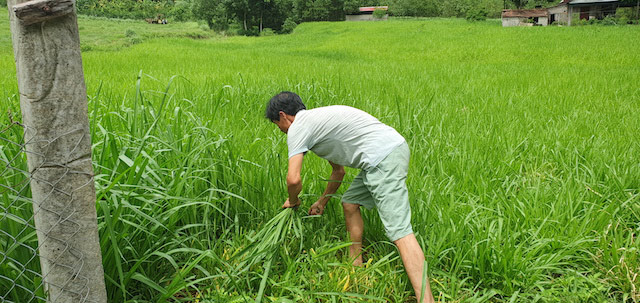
top-left (350, 245), bottom-right (363, 266)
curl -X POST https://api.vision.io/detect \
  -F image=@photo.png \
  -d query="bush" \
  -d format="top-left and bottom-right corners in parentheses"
top-left (616, 7), bottom-right (637, 24)
top-left (466, 8), bottom-right (487, 22)
top-left (125, 28), bottom-right (137, 37)
top-left (601, 15), bottom-right (617, 25)
top-left (0, 0), bottom-right (6, 7)
top-left (281, 17), bottom-right (297, 34)
top-left (260, 28), bottom-right (275, 36)
top-left (127, 36), bottom-right (142, 45)
top-left (617, 16), bottom-right (630, 24)
top-left (225, 22), bottom-right (242, 36)
top-left (239, 26), bottom-right (260, 36)
top-left (373, 8), bottom-right (387, 19)
top-left (575, 18), bottom-right (589, 26)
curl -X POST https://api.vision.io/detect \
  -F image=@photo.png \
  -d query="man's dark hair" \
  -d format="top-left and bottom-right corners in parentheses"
top-left (265, 91), bottom-right (306, 121)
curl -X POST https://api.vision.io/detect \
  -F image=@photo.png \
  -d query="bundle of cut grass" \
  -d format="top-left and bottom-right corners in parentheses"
top-left (233, 208), bottom-right (303, 302)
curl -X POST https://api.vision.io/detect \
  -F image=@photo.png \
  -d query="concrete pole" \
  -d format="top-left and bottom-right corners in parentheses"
top-left (7, 0), bottom-right (108, 302)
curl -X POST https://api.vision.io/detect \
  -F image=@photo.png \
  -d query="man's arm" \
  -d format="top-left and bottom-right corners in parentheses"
top-left (309, 161), bottom-right (345, 215)
top-left (283, 153), bottom-right (304, 208)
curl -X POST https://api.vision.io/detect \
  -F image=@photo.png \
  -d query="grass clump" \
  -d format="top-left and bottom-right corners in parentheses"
top-left (234, 208), bottom-right (303, 302)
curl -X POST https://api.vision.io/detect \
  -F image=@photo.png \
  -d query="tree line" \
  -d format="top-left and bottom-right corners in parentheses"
top-left (73, 0), bottom-right (639, 35)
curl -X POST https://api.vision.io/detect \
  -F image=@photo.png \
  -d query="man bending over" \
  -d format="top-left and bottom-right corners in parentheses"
top-left (266, 91), bottom-right (435, 303)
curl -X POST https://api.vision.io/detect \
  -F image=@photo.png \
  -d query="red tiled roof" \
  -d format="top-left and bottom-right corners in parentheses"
top-left (359, 6), bottom-right (388, 12)
top-left (502, 9), bottom-right (548, 18)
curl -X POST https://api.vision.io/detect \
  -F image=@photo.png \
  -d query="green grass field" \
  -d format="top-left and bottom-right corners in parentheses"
top-left (1, 9), bottom-right (640, 302)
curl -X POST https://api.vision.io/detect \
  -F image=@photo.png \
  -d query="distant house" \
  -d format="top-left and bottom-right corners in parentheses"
top-left (502, 9), bottom-right (549, 26)
top-left (503, 0), bottom-right (632, 27)
top-left (346, 6), bottom-right (389, 21)
top-left (549, 0), bottom-right (626, 25)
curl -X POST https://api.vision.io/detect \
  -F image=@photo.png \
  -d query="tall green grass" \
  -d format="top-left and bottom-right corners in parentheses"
top-left (1, 10), bottom-right (639, 302)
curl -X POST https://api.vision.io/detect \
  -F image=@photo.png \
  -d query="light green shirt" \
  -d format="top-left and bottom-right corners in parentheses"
top-left (287, 105), bottom-right (405, 170)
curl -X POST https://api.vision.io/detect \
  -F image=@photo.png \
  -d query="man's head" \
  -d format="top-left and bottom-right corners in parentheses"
top-left (265, 91), bottom-right (306, 133)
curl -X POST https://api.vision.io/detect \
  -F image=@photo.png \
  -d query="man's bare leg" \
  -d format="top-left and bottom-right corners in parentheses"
top-left (395, 233), bottom-right (435, 303)
top-left (342, 202), bottom-right (364, 266)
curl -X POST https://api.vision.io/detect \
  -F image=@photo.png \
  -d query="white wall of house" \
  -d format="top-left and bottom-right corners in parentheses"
top-left (346, 14), bottom-right (388, 21)
top-left (548, 5), bottom-right (569, 24)
top-left (502, 17), bottom-right (548, 26)
top-left (503, 17), bottom-right (527, 26)
top-left (539, 16), bottom-right (549, 25)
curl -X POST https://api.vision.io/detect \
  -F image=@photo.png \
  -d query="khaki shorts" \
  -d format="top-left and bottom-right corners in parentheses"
top-left (341, 142), bottom-right (413, 242)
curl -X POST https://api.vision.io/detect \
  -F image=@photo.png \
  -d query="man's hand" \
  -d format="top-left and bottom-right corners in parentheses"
top-left (282, 198), bottom-right (300, 209)
top-left (308, 201), bottom-right (325, 216)
top-left (307, 161), bottom-right (344, 216)
top-left (285, 154), bottom-right (303, 209)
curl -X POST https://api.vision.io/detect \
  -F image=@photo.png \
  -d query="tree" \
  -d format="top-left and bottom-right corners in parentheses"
top-left (329, 0), bottom-right (346, 20)
top-left (343, 0), bottom-right (362, 14)
top-left (510, 0), bottom-right (527, 9)
top-left (224, 0), bottom-right (251, 31)
top-left (526, 0), bottom-right (558, 8)
top-left (440, 0), bottom-right (473, 17)
top-left (294, 0), bottom-right (345, 21)
top-left (390, 0), bottom-right (439, 17)
top-left (216, 0), bottom-right (293, 34)
top-left (295, 0), bottom-right (326, 21)
top-left (192, 0), bottom-right (229, 29)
